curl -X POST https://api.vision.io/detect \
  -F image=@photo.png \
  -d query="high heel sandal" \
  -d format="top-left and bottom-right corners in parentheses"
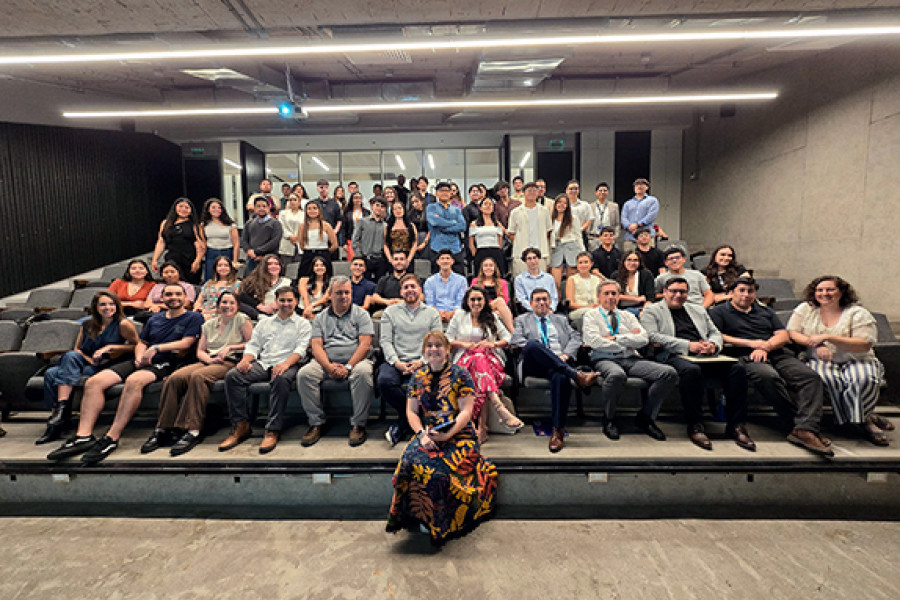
top-left (490, 395), bottom-right (524, 430)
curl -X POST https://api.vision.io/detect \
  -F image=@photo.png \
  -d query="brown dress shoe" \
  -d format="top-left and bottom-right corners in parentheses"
top-left (729, 424), bottom-right (757, 452)
top-left (348, 425), bottom-right (367, 447)
top-left (574, 371), bottom-right (598, 389)
top-left (218, 421), bottom-right (251, 452)
top-left (688, 424), bottom-right (713, 451)
top-left (259, 430), bottom-right (279, 454)
top-left (301, 425), bottom-right (323, 447)
top-left (549, 428), bottom-right (565, 453)
top-left (787, 428), bottom-right (835, 457)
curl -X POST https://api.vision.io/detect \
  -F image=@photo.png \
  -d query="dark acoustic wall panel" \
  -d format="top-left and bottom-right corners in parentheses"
top-left (0, 121), bottom-right (181, 298)
top-left (240, 141), bottom-right (265, 199)
top-left (613, 131), bottom-right (652, 206)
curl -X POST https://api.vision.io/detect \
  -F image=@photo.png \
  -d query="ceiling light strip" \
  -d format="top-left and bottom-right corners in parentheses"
top-left (62, 106), bottom-right (278, 118)
top-left (5, 26), bottom-right (900, 66)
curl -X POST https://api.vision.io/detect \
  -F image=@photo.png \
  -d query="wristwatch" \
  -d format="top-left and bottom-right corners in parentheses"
top-left (344, 363), bottom-right (353, 371)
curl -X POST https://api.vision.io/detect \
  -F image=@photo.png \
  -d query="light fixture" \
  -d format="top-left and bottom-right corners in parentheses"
top-left (519, 152), bottom-right (532, 169)
top-left (395, 154), bottom-right (406, 170)
top-left (427, 154), bottom-right (436, 170)
top-left (224, 159), bottom-right (242, 170)
top-left (62, 91), bottom-right (778, 120)
top-left (6, 25), bottom-right (900, 66)
top-left (312, 156), bottom-right (330, 172)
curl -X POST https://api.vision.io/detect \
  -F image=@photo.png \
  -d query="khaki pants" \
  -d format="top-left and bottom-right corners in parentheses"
top-left (157, 361), bottom-right (234, 431)
top-left (297, 359), bottom-right (374, 427)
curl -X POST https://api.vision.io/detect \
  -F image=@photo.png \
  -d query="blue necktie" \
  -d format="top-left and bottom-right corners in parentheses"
top-left (540, 317), bottom-right (550, 347)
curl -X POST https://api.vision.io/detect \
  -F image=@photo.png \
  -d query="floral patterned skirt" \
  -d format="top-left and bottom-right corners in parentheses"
top-left (386, 425), bottom-right (497, 545)
top-left (457, 349), bottom-right (506, 419)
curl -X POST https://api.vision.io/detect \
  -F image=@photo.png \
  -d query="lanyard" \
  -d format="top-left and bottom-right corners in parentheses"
top-left (598, 307), bottom-right (620, 335)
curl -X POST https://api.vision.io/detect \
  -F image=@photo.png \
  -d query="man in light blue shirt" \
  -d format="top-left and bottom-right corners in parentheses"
top-left (514, 247), bottom-right (558, 313)
top-left (426, 181), bottom-right (466, 275)
top-left (620, 178), bottom-right (660, 249)
top-left (424, 249), bottom-right (468, 322)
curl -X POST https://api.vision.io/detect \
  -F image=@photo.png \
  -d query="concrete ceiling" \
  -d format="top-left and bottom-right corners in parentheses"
top-left (2, 1), bottom-right (900, 141)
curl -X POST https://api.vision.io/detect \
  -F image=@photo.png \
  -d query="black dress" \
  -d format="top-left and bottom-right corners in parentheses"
top-left (163, 221), bottom-right (200, 284)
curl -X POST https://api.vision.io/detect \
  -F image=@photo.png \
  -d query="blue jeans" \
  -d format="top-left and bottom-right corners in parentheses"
top-left (43, 351), bottom-right (98, 409)
top-left (204, 247), bottom-right (233, 281)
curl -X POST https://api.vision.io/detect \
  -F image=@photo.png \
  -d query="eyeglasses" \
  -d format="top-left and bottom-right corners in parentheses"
top-left (667, 289), bottom-right (689, 295)
top-left (665, 256), bottom-right (684, 262)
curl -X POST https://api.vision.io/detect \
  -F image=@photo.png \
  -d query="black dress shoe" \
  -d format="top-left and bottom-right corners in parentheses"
top-left (140, 428), bottom-right (176, 454)
top-left (635, 414), bottom-right (666, 441)
top-left (170, 432), bottom-right (201, 456)
top-left (602, 419), bottom-right (620, 441)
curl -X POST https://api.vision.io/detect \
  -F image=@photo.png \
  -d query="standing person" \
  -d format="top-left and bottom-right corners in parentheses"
top-left (565, 180), bottom-right (594, 251)
top-left (549, 194), bottom-right (584, 298)
top-left (47, 285), bottom-right (203, 464)
top-left (298, 256), bottom-right (332, 320)
top-left (394, 174), bottom-right (409, 206)
top-left (471, 256), bottom-right (514, 332)
top-left (386, 330), bottom-right (497, 547)
top-left (565, 252), bottom-right (602, 328)
top-left (36, 292), bottom-right (140, 445)
top-left (535, 179), bottom-right (549, 206)
top-left (621, 178), bottom-right (660, 251)
top-left (590, 226), bottom-right (623, 278)
top-left (613, 251), bottom-right (656, 316)
top-left (449, 182), bottom-right (464, 210)
top-left (342, 191), bottom-right (370, 260)
top-left (587, 182), bottom-right (620, 250)
top-left (641, 277), bottom-right (755, 452)
top-left (447, 286), bottom-right (521, 443)
top-left (408, 194), bottom-right (430, 257)
top-left (462, 184), bottom-right (483, 225)
top-left (379, 275), bottom-right (442, 447)
top-left (468, 196), bottom-right (507, 277)
top-left (151, 197), bottom-right (205, 284)
top-left (383, 200), bottom-right (419, 262)
top-left (655, 246), bottom-right (714, 307)
top-left (583, 280), bottom-right (677, 441)
top-left (424, 249), bottom-right (468, 323)
top-left (297, 200), bottom-right (338, 278)
top-left (351, 196), bottom-right (389, 281)
top-left (333, 185), bottom-right (347, 212)
top-left (108, 260), bottom-right (155, 316)
top-left (277, 193), bottom-right (304, 264)
top-left (411, 176), bottom-right (435, 206)
top-left (279, 183), bottom-right (292, 210)
top-left (141, 290), bottom-right (252, 456)
top-left (710, 277), bottom-right (833, 456)
top-left (492, 180), bottom-right (521, 230)
top-left (314, 178), bottom-right (342, 258)
top-left (237, 254), bottom-right (291, 319)
top-left (510, 175), bottom-right (525, 201)
top-left (196, 256), bottom-right (241, 320)
top-left (425, 181), bottom-right (467, 275)
top-left (297, 277), bottom-right (374, 447)
top-left (507, 182), bottom-right (553, 277)
top-left (704, 245), bottom-right (750, 305)
top-left (200, 198), bottom-right (240, 281)
top-left (634, 227), bottom-right (667, 275)
top-left (246, 178), bottom-right (277, 215)
top-left (786, 276), bottom-right (889, 446)
top-left (241, 196), bottom-right (283, 274)
top-left (508, 288), bottom-right (598, 452)
top-left (219, 286), bottom-right (312, 454)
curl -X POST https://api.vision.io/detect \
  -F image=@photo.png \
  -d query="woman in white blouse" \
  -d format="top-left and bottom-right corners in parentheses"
top-left (786, 275), bottom-right (890, 445)
top-left (278, 193), bottom-right (304, 264)
top-left (468, 197), bottom-right (507, 277)
top-left (446, 286), bottom-right (522, 443)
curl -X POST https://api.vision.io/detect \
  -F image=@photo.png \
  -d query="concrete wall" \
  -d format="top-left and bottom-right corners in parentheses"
top-left (681, 48), bottom-right (900, 320)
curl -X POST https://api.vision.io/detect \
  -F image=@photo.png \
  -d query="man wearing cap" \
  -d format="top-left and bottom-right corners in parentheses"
top-left (425, 181), bottom-right (467, 275)
top-left (621, 178), bottom-right (659, 251)
top-left (316, 178), bottom-right (342, 258)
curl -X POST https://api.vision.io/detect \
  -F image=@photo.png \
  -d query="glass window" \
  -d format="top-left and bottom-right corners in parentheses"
top-left (300, 152), bottom-right (340, 202)
top-left (424, 150), bottom-right (465, 197)
top-left (341, 152), bottom-right (383, 201)
top-left (509, 135), bottom-right (535, 188)
top-left (384, 151), bottom-right (423, 193)
top-left (465, 148), bottom-right (501, 193)
top-left (265, 153), bottom-right (300, 197)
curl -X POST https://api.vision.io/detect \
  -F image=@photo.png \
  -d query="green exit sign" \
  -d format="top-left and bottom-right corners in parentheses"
top-left (548, 139), bottom-right (565, 151)
top-left (190, 147), bottom-right (206, 156)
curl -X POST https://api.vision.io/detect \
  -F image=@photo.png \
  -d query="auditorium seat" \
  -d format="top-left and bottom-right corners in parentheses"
top-left (0, 320), bottom-right (81, 410)
top-left (0, 321), bottom-right (25, 352)
top-left (757, 278), bottom-right (796, 300)
top-left (285, 262), bottom-right (300, 281)
top-left (332, 261), bottom-right (350, 277)
top-left (69, 288), bottom-right (102, 309)
top-left (46, 308), bottom-right (89, 320)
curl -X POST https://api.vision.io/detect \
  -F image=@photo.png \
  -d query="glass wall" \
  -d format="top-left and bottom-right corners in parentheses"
top-left (424, 149), bottom-right (465, 192)
top-left (341, 151), bottom-right (382, 199)
top-left (465, 149), bottom-right (502, 194)
top-left (300, 152), bottom-right (340, 201)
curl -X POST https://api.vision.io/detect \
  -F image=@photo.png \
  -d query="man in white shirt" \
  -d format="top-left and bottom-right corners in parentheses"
top-left (507, 182), bottom-right (552, 276)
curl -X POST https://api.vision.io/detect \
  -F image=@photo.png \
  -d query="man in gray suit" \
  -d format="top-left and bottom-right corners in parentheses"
top-left (641, 277), bottom-right (755, 452)
top-left (509, 288), bottom-right (599, 453)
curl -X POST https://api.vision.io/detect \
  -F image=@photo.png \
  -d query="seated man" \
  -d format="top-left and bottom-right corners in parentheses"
top-left (349, 256), bottom-right (375, 311)
top-left (219, 286), bottom-right (312, 454)
top-left (654, 246), bottom-right (713, 307)
top-left (423, 248), bottom-right (468, 323)
top-left (298, 276), bottom-right (374, 447)
top-left (590, 226), bottom-right (623, 278)
top-left (583, 280), bottom-right (677, 441)
top-left (509, 288), bottom-right (598, 453)
top-left (634, 227), bottom-right (666, 275)
top-left (513, 247), bottom-right (558, 314)
top-left (710, 276), bottom-right (832, 457)
top-left (641, 277), bottom-right (755, 452)
top-left (369, 250), bottom-right (410, 314)
top-left (378, 274), bottom-right (442, 446)
top-left (48, 284), bottom-right (203, 464)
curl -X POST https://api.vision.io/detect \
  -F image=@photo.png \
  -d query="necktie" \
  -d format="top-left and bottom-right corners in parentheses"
top-left (540, 317), bottom-right (550, 347)
top-left (609, 310), bottom-right (618, 334)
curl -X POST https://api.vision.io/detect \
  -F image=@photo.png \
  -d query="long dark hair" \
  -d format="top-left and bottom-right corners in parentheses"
top-left (343, 191), bottom-right (366, 216)
top-left (87, 291), bottom-right (125, 338)
top-left (462, 286), bottom-right (499, 340)
top-left (162, 197), bottom-right (199, 236)
top-left (550, 194), bottom-right (574, 238)
top-left (291, 183), bottom-right (309, 199)
top-left (200, 197), bottom-right (235, 226)
top-left (240, 254), bottom-right (283, 303)
top-left (385, 200), bottom-right (415, 240)
top-left (615, 251), bottom-right (644, 291)
top-left (299, 201), bottom-right (326, 245)
top-left (159, 260), bottom-right (184, 282)
top-left (475, 197), bottom-right (497, 228)
top-left (208, 255), bottom-right (238, 284)
top-left (305, 256), bottom-right (333, 296)
top-left (121, 259), bottom-right (154, 283)
top-left (802, 275), bottom-right (859, 308)
top-left (703, 244), bottom-right (745, 290)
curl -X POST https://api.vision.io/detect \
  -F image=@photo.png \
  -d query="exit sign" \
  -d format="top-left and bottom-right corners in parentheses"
top-left (548, 139), bottom-right (565, 151)
top-left (190, 147), bottom-right (206, 156)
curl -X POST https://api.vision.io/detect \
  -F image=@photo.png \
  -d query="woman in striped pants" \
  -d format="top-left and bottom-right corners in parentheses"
top-left (787, 275), bottom-right (889, 445)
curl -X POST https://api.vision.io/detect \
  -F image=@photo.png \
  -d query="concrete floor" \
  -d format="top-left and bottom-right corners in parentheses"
top-left (1, 517), bottom-right (899, 599)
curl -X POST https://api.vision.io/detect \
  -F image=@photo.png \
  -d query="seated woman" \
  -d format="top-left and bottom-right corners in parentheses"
top-left (383, 200), bottom-right (419, 262)
top-left (703, 244), bottom-right (750, 304)
top-left (237, 254), bottom-right (291, 320)
top-left (298, 256), bottom-right (332, 320)
top-left (447, 286), bottom-right (521, 443)
top-left (143, 261), bottom-right (197, 315)
top-left (151, 197), bottom-right (205, 284)
top-left (565, 251), bottom-right (601, 328)
top-left (297, 200), bottom-right (338, 278)
top-left (141, 290), bottom-right (253, 456)
top-left (468, 197), bottom-right (507, 277)
top-left (36, 291), bottom-right (140, 444)
top-left (613, 251), bottom-right (656, 316)
top-left (787, 275), bottom-right (890, 445)
top-left (470, 257), bottom-right (514, 332)
top-left (386, 330), bottom-right (498, 546)
top-left (108, 260), bottom-right (155, 316)
top-left (196, 256), bottom-right (241, 320)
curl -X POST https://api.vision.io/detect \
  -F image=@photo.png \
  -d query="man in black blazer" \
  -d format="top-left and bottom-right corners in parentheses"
top-left (509, 288), bottom-right (598, 453)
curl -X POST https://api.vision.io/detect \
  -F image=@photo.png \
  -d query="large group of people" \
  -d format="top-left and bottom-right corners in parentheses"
top-left (15, 174), bottom-right (891, 547)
